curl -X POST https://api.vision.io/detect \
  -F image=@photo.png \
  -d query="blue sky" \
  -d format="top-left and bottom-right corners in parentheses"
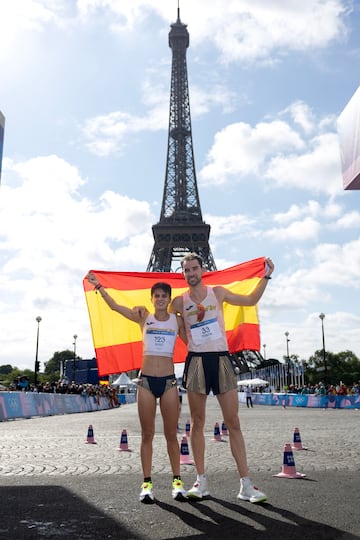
top-left (0, 0), bottom-right (359, 374)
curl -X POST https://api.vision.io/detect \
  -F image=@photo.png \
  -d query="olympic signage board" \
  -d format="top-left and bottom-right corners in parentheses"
top-left (337, 87), bottom-right (360, 190)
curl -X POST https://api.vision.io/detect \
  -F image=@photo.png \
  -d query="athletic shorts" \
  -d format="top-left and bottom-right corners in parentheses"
top-left (182, 352), bottom-right (237, 395)
top-left (138, 374), bottom-right (177, 399)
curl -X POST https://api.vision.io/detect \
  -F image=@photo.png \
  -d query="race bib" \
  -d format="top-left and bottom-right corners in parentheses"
top-left (190, 318), bottom-right (222, 345)
top-left (145, 328), bottom-right (176, 354)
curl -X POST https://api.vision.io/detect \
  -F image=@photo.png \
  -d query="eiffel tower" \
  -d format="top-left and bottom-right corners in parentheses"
top-left (146, 7), bottom-right (216, 272)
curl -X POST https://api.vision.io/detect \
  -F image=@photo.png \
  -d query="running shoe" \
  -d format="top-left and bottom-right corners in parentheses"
top-left (186, 477), bottom-right (209, 499)
top-left (172, 479), bottom-right (187, 501)
top-left (139, 481), bottom-right (154, 504)
top-left (237, 482), bottom-right (267, 503)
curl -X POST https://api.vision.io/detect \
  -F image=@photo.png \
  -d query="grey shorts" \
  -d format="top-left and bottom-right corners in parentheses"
top-left (182, 352), bottom-right (237, 395)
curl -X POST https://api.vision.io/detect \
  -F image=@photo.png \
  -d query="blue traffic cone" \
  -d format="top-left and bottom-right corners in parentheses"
top-left (273, 443), bottom-right (306, 478)
top-left (292, 427), bottom-right (307, 450)
top-left (212, 422), bottom-right (226, 442)
top-left (85, 424), bottom-right (96, 444)
top-left (118, 429), bottom-right (132, 452)
top-left (180, 435), bottom-right (194, 465)
top-left (221, 421), bottom-right (228, 436)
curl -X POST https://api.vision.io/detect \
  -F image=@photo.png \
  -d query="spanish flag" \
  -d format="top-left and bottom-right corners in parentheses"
top-left (83, 257), bottom-right (266, 377)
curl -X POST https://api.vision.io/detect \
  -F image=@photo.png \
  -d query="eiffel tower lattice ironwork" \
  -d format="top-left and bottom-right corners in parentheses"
top-left (147, 8), bottom-right (216, 272)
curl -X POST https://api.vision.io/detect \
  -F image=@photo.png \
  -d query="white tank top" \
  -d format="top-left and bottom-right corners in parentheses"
top-left (182, 287), bottom-right (228, 352)
top-left (142, 313), bottom-right (178, 357)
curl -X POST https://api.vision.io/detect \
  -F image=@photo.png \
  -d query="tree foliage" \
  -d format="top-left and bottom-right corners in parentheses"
top-left (306, 349), bottom-right (360, 386)
top-left (44, 350), bottom-right (76, 374)
top-left (0, 364), bottom-right (13, 375)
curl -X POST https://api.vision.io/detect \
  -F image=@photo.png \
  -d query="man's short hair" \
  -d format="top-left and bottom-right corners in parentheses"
top-left (151, 282), bottom-right (172, 297)
top-left (180, 252), bottom-right (204, 269)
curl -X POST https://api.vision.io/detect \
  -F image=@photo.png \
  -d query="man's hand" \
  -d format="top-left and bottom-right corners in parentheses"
top-left (264, 258), bottom-right (274, 277)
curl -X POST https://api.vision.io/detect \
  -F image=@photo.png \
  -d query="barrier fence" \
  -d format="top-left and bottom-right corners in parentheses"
top-left (1, 389), bottom-right (358, 421)
top-left (0, 391), bottom-right (115, 421)
top-left (238, 391), bottom-right (360, 409)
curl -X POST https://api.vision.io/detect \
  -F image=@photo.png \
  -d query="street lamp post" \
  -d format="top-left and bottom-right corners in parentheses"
top-left (285, 331), bottom-right (290, 387)
top-left (34, 316), bottom-right (42, 388)
top-left (319, 313), bottom-right (327, 384)
top-left (262, 343), bottom-right (266, 361)
top-left (72, 334), bottom-right (78, 382)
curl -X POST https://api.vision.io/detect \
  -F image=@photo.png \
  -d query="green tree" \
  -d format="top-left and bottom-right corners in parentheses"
top-left (327, 350), bottom-right (360, 385)
top-left (44, 350), bottom-right (83, 383)
top-left (44, 350), bottom-right (75, 374)
top-left (306, 349), bottom-right (360, 386)
top-left (0, 364), bottom-right (13, 375)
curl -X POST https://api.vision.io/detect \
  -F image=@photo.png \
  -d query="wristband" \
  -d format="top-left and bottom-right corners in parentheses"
top-left (264, 276), bottom-right (272, 280)
top-left (94, 283), bottom-right (103, 290)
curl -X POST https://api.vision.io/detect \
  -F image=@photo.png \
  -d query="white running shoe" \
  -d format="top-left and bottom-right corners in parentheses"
top-left (237, 482), bottom-right (267, 504)
top-left (186, 477), bottom-right (209, 499)
top-left (139, 481), bottom-right (155, 504)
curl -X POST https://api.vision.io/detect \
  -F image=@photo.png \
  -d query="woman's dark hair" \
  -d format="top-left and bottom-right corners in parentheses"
top-left (151, 282), bottom-right (171, 297)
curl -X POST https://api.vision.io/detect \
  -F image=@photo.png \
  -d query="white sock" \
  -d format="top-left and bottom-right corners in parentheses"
top-left (198, 474), bottom-right (206, 481)
top-left (240, 476), bottom-right (250, 486)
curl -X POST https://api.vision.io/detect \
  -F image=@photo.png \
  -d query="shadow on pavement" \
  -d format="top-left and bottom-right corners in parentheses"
top-left (0, 485), bottom-right (141, 540)
top-left (156, 496), bottom-right (359, 540)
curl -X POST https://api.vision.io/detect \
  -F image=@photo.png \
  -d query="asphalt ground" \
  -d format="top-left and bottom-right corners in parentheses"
top-left (0, 395), bottom-right (359, 540)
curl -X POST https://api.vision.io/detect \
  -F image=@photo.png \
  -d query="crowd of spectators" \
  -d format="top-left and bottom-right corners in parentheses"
top-left (8, 377), bottom-right (120, 408)
top-left (286, 382), bottom-right (359, 395)
top-left (6, 376), bottom-right (359, 400)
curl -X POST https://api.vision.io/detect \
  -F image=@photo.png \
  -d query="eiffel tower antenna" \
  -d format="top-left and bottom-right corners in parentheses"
top-left (146, 6), bottom-right (217, 272)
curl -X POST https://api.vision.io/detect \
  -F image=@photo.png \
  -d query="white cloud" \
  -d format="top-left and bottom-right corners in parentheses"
top-left (72, 1), bottom-right (350, 64)
top-left (266, 133), bottom-right (343, 195)
top-left (81, 108), bottom-right (167, 156)
top-left (0, 154), bottom-right (156, 368)
top-left (199, 120), bottom-right (304, 186)
top-left (198, 108), bottom-right (344, 195)
top-left (265, 217), bottom-right (321, 243)
top-left (205, 214), bottom-right (256, 237)
top-left (261, 236), bottom-right (360, 321)
top-left (261, 310), bottom-right (360, 362)
top-left (0, 0), bottom-right (350, 69)
top-left (280, 101), bottom-right (316, 135)
top-left (333, 210), bottom-right (360, 229)
top-left (273, 200), bottom-right (343, 224)
top-left (81, 75), bottom-right (240, 156)
top-left (0, 155), bottom-right (153, 277)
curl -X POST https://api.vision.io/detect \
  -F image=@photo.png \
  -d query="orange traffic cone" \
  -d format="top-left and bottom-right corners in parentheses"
top-left (85, 424), bottom-right (97, 444)
top-left (180, 435), bottom-right (194, 465)
top-left (212, 422), bottom-right (226, 442)
top-left (291, 427), bottom-right (307, 451)
top-left (118, 429), bottom-right (132, 452)
top-left (221, 421), bottom-right (228, 436)
top-left (273, 443), bottom-right (306, 478)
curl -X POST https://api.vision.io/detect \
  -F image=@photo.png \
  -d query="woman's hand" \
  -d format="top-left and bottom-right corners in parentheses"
top-left (87, 271), bottom-right (99, 287)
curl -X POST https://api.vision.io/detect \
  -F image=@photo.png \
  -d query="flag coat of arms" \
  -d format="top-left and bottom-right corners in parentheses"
top-left (83, 257), bottom-right (266, 377)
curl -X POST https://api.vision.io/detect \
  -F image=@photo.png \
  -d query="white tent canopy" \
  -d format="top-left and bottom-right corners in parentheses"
top-left (237, 378), bottom-right (269, 387)
top-left (112, 372), bottom-right (132, 387)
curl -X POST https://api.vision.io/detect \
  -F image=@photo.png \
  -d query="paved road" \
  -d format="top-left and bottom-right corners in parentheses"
top-left (0, 395), bottom-right (359, 539)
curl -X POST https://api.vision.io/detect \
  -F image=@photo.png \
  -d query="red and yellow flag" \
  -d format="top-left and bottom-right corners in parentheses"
top-left (83, 257), bottom-right (266, 376)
